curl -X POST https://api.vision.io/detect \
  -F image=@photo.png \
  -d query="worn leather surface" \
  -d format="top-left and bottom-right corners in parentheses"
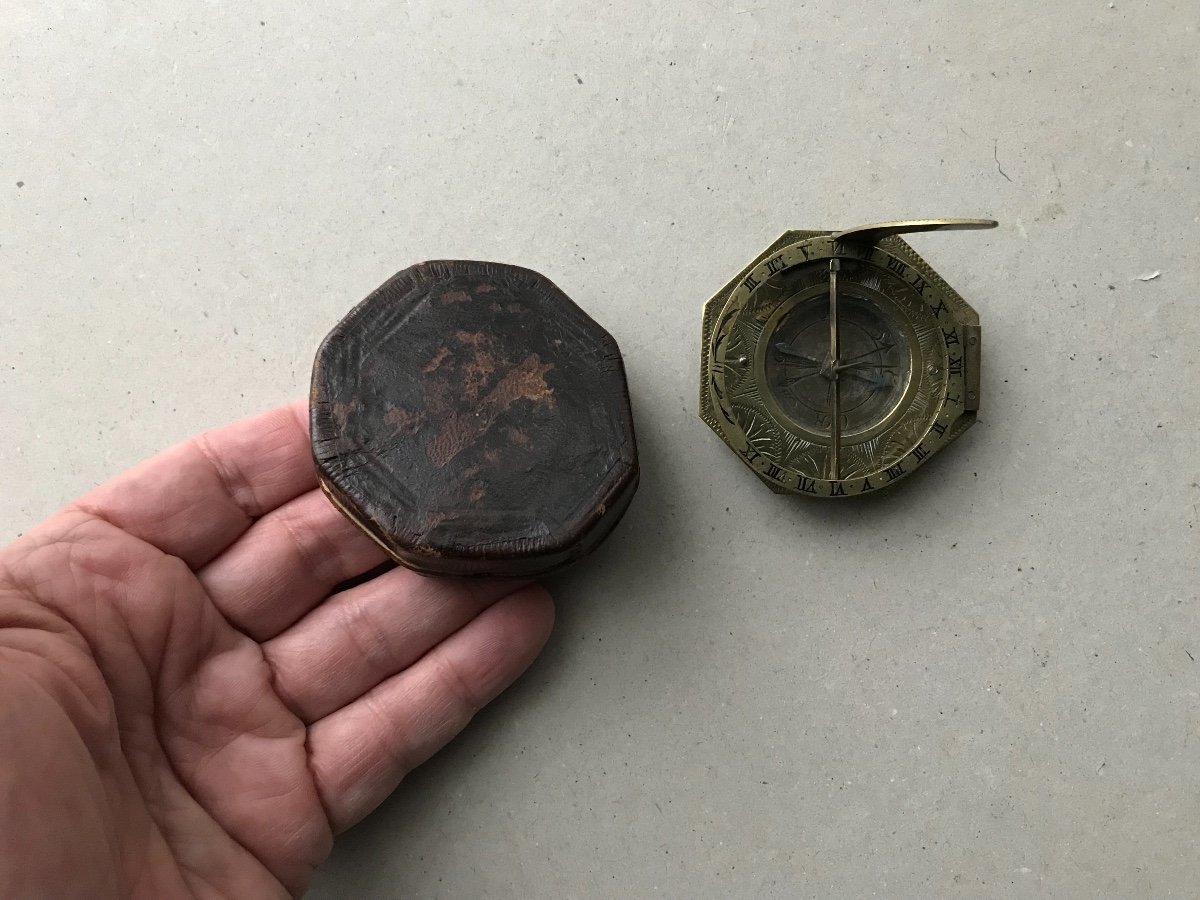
top-left (310, 260), bottom-right (638, 577)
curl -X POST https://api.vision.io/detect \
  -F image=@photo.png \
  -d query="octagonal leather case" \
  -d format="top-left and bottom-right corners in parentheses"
top-left (310, 260), bottom-right (639, 578)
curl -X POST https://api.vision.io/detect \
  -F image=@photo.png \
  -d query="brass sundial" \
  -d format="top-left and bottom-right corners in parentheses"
top-left (699, 219), bottom-right (997, 496)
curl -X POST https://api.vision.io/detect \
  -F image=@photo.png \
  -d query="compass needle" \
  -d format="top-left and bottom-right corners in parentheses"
top-left (782, 371), bottom-right (825, 386)
top-left (837, 344), bottom-right (894, 367)
top-left (774, 344), bottom-right (823, 367)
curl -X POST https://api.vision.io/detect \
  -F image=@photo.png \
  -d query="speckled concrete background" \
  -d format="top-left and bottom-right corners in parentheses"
top-left (3, 2), bottom-right (1198, 897)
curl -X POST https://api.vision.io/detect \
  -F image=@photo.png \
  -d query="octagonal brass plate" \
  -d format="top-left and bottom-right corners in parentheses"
top-left (700, 222), bottom-right (993, 497)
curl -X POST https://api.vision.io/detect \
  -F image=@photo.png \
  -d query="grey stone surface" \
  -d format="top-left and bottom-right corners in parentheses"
top-left (2, 1), bottom-right (1198, 896)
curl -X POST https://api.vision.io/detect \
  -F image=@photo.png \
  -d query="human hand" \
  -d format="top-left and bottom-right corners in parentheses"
top-left (0, 402), bottom-right (554, 898)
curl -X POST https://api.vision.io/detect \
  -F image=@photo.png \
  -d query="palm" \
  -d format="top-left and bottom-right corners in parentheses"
top-left (0, 403), bottom-right (554, 898)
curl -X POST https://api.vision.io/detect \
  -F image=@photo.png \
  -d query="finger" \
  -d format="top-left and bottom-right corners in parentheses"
top-left (70, 401), bottom-right (315, 568)
top-left (264, 569), bottom-right (530, 722)
top-left (197, 488), bottom-right (388, 640)
top-left (307, 586), bottom-right (554, 832)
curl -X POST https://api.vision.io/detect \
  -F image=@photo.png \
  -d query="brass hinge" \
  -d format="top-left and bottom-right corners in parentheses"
top-left (963, 324), bottom-right (981, 411)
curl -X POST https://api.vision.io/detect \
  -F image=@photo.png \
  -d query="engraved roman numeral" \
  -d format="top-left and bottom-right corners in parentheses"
top-left (766, 463), bottom-right (784, 481)
top-left (912, 443), bottom-right (930, 461)
top-left (830, 482), bottom-right (847, 497)
top-left (942, 328), bottom-right (960, 347)
top-left (910, 275), bottom-right (929, 295)
top-left (931, 298), bottom-right (948, 318)
top-left (885, 464), bottom-right (906, 481)
top-left (885, 257), bottom-right (908, 277)
top-left (948, 355), bottom-right (963, 376)
top-left (797, 476), bottom-right (818, 494)
top-left (930, 420), bottom-right (947, 438)
top-left (859, 477), bottom-right (876, 493)
top-left (833, 241), bottom-right (872, 260)
top-left (766, 255), bottom-right (786, 275)
top-left (742, 273), bottom-right (761, 291)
